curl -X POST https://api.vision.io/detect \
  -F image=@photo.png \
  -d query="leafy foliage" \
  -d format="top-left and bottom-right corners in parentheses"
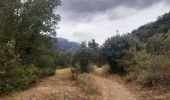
top-left (53, 49), bottom-right (72, 67)
top-left (101, 35), bottom-right (143, 73)
top-left (0, 0), bottom-right (61, 66)
top-left (71, 39), bottom-right (103, 77)
top-left (72, 42), bottom-right (92, 73)
top-left (132, 11), bottom-right (170, 42)
top-left (96, 12), bottom-right (170, 87)
top-left (138, 55), bottom-right (170, 86)
top-left (0, 0), bottom-right (61, 94)
top-left (0, 64), bottom-right (37, 94)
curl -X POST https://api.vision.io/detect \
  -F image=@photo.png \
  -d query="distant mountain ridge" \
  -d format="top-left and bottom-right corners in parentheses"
top-left (55, 38), bottom-right (80, 52)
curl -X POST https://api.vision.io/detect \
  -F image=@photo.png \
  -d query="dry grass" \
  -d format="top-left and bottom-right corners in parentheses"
top-left (165, 93), bottom-right (170, 100)
top-left (45, 91), bottom-right (73, 100)
top-left (75, 74), bottom-right (101, 100)
top-left (124, 55), bottom-right (170, 87)
top-left (124, 72), bottom-right (138, 83)
top-left (94, 65), bottom-right (110, 75)
top-left (101, 65), bottom-right (111, 75)
top-left (137, 55), bottom-right (170, 86)
top-left (0, 68), bottom-right (86, 100)
top-left (124, 55), bottom-right (170, 100)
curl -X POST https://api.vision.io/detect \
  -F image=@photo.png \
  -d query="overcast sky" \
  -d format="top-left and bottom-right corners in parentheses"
top-left (56, 0), bottom-right (170, 44)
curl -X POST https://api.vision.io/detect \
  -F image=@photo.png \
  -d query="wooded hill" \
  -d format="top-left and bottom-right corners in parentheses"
top-left (1, 0), bottom-right (170, 96)
top-left (55, 38), bottom-right (80, 52)
top-left (71, 11), bottom-right (170, 88)
top-left (132, 11), bottom-right (170, 41)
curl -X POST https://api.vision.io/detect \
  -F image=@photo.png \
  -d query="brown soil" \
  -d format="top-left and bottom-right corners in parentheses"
top-left (0, 68), bottom-right (139, 100)
top-left (0, 69), bottom-right (85, 100)
top-left (93, 68), bottom-right (137, 100)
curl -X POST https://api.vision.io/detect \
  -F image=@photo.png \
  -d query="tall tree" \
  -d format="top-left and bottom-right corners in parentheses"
top-left (72, 42), bottom-right (92, 73)
top-left (0, 0), bottom-right (61, 65)
top-left (88, 39), bottom-right (99, 50)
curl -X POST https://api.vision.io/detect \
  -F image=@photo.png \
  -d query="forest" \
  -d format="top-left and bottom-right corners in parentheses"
top-left (0, 0), bottom-right (170, 100)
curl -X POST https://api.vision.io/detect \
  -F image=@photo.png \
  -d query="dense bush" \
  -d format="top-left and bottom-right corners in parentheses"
top-left (71, 63), bottom-right (95, 79)
top-left (0, 41), bottom-right (56, 94)
top-left (71, 64), bottom-right (82, 79)
top-left (38, 55), bottom-right (54, 67)
top-left (53, 50), bottom-right (72, 67)
top-left (137, 55), bottom-right (170, 86)
top-left (0, 40), bottom-right (20, 66)
top-left (0, 65), bottom-right (37, 94)
top-left (101, 27), bottom-right (170, 88)
top-left (37, 67), bottom-right (56, 78)
top-left (0, 0), bottom-right (62, 95)
top-left (72, 42), bottom-right (92, 74)
top-left (124, 54), bottom-right (170, 87)
top-left (0, 65), bottom-right (56, 94)
top-left (101, 35), bottom-right (143, 73)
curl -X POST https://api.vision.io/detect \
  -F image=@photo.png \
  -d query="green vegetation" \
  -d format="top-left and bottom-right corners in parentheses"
top-left (72, 42), bottom-right (92, 74)
top-left (0, 64), bottom-right (38, 94)
top-left (71, 40), bottom-right (100, 77)
top-left (72, 11), bottom-right (170, 88)
top-left (0, 0), bottom-right (66, 94)
top-left (100, 12), bottom-right (170, 87)
top-left (137, 55), bottom-right (170, 86)
top-left (101, 35), bottom-right (143, 73)
top-left (1, 0), bottom-right (170, 96)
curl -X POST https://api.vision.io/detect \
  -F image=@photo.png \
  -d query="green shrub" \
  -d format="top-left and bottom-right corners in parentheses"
top-left (37, 67), bottom-right (56, 78)
top-left (101, 35), bottom-right (144, 73)
top-left (72, 42), bottom-right (92, 74)
top-left (0, 65), bottom-right (56, 94)
top-left (0, 41), bottom-right (39, 94)
top-left (38, 55), bottom-right (54, 67)
top-left (0, 40), bottom-right (20, 67)
top-left (71, 64), bottom-right (81, 79)
top-left (124, 51), bottom-right (151, 82)
top-left (71, 63), bottom-right (95, 79)
top-left (0, 65), bottom-right (38, 94)
top-left (137, 55), bottom-right (170, 86)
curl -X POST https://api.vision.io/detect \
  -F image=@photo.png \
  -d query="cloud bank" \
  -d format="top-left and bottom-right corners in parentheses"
top-left (57, 0), bottom-right (170, 44)
top-left (59, 0), bottom-right (166, 20)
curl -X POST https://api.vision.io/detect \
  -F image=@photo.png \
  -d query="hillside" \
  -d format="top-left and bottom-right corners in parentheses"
top-left (55, 38), bottom-right (80, 52)
top-left (132, 11), bottom-right (170, 41)
top-left (1, 0), bottom-right (170, 99)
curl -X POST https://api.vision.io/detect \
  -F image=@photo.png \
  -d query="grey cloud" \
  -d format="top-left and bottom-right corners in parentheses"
top-left (58, 0), bottom-right (166, 21)
top-left (58, 0), bottom-right (170, 22)
top-left (60, 0), bottom-right (162, 14)
top-left (72, 31), bottom-right (95, 41)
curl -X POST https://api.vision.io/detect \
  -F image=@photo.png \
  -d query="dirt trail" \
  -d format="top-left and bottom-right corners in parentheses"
top-left (0, 69), bottom-right (84, 100)
top-left (0, 68), bottom-right (138, 100)
top-left (93, 75), bottom-right (137, 100)
top-left (93, 68), bottom-right (137, 100)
